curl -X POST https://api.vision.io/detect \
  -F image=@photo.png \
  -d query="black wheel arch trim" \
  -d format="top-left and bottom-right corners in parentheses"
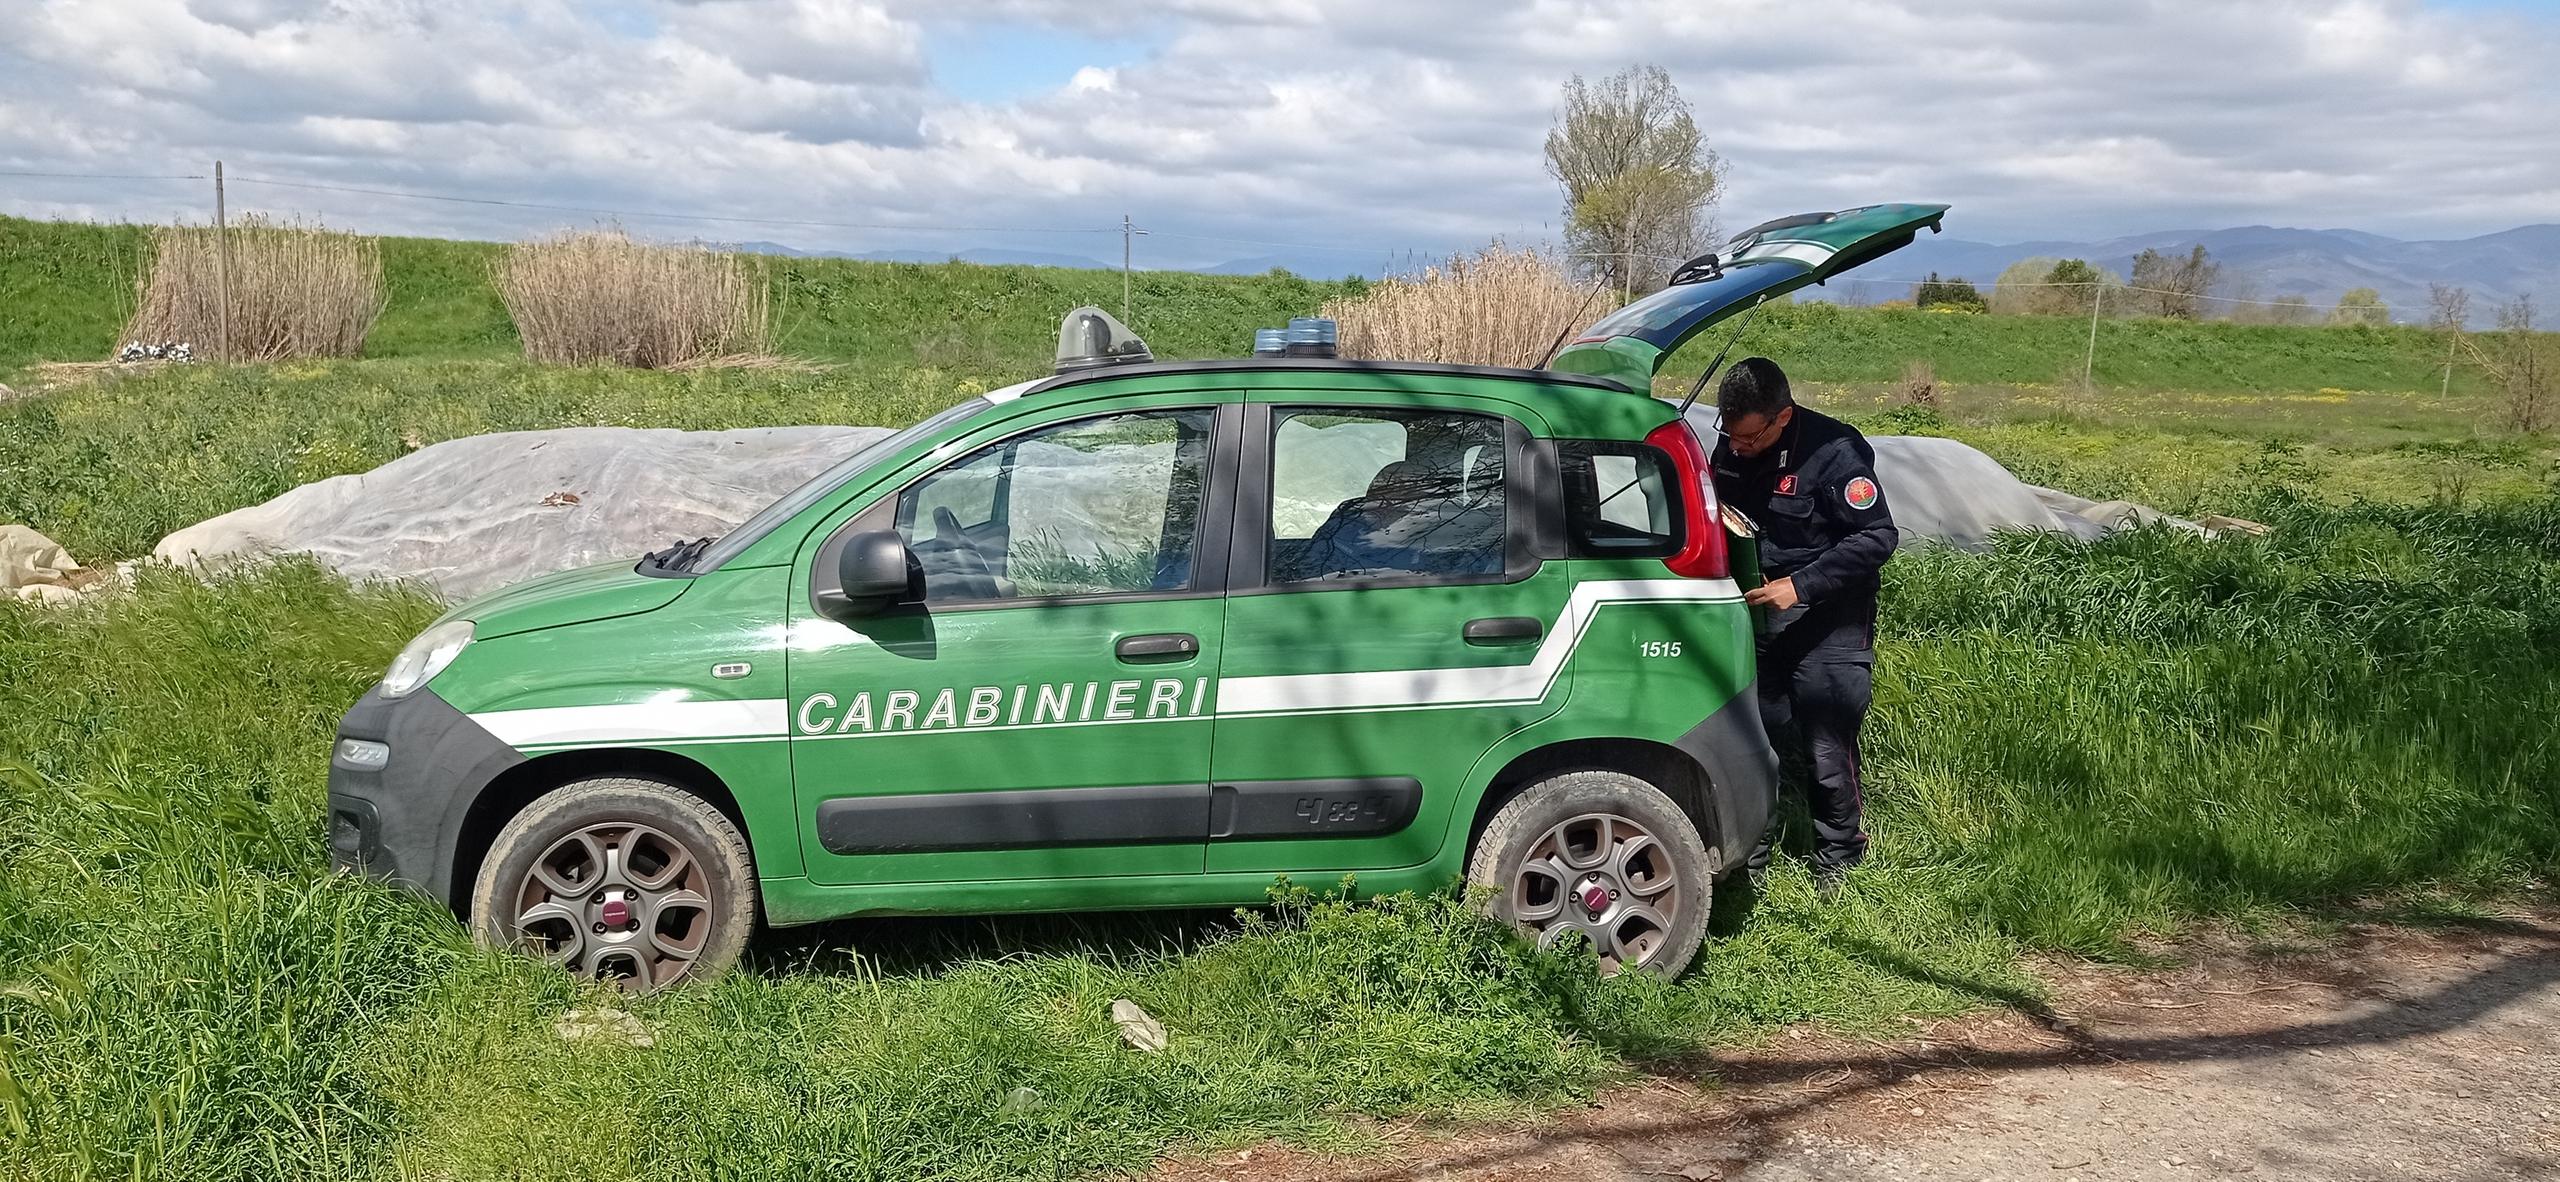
top-left (328, 687), bottom-right (756, 918)
top-left (1670, 681), bottom-right (1780, 873)
top-left (327, 685), bottom-right (527, 914)
top-left (1473, 688), bottom-right (1777, 878)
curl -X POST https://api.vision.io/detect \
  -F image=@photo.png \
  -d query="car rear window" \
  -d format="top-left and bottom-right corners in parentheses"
top-left (1559, 440), bottom-right (1680, 558)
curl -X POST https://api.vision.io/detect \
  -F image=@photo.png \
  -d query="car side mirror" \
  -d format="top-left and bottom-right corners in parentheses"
top-left (820, 530), bottom-right (916, 620)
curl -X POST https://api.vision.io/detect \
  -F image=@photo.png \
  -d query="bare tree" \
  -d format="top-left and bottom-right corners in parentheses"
top-left (2218, 271), bottom-right (2265, 322)
top-left (2428, 283), bottom-right (2472, 398)
top-left (1544, 65), bottom-right (1723, 297)
top-left (2461, 294), bottom-right (2551, 432)
top-left (2127, 245), bottom-right (2218, 318)
top-left (2267, 294), bottom-right (2317, 325)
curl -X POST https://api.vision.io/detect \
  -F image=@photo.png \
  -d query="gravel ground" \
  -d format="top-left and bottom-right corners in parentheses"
top-left (1155, 907), bottom-right (2560, 1182)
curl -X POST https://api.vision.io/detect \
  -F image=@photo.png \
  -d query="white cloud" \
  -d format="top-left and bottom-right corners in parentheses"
top-left (0, 0), bottom-right (2553, 268)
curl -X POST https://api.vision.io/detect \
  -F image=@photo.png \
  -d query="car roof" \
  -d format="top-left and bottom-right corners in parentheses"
top-left (1018, 358), bottom-right (1640, 400)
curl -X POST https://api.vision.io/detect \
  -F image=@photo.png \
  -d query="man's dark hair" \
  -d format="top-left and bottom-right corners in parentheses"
top-left (1716, 356), bottom-right (1792, 421)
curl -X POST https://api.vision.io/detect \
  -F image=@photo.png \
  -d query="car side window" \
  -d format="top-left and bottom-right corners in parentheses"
top-left (1560, 440), bottom-right (1681, 558)
top-left (1267, 407), bottom-right (1508, 584)
top-left (895, 408), bottom-right (1214, 602)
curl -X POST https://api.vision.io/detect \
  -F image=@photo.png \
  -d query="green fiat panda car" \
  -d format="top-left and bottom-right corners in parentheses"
top-left (328, 203), bottom-right (1946, 988)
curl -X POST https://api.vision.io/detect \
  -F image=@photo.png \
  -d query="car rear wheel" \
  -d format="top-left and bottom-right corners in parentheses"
top-left (470, 777), bottom-right (756, 992)
top-left (1466, 770), bottom-right (1712, 977)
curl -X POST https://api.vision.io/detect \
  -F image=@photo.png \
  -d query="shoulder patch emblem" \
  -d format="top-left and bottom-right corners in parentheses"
top-left (1844, 476), bottom-right (1879, 510)
top-left (1776, 474), bottom-right (1798, 496)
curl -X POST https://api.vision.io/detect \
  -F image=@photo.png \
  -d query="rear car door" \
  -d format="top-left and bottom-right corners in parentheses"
top-left (1207, 394), bottom-right (1575, 873)
top-left (787, 400), bottom-right (1237, 885)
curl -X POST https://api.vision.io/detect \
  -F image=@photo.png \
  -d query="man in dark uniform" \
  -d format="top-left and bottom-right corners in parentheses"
top-left (1707, 357), bottom-right (1898, 895)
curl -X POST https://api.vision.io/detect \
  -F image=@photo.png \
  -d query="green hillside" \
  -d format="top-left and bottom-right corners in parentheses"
top-left (0, 213), bottom-right (2508, 397)
top-left (0, 215), bottom-right (1358, 372)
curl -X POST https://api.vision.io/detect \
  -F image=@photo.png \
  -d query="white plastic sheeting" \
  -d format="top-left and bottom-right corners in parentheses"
top-left (1675, 404), bottom-right (2198, 547)
top-left (155, 419), bottom-right (2201, 602)
top-left (156, 427), bottom-right (889, 599)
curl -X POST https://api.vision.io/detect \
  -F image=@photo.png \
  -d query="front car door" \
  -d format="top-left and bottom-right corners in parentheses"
top-left (787, 398), bottom-right (1237, 885)
top-left (1207, 392), bottom-right (1575, 873)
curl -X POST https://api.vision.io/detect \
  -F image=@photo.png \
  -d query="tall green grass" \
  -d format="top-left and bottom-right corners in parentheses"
top-left (3, 496), bottom-right (2551, 1179)
top-left (0, 563), bottom-right (2020, 1182)
top-left (1874, 498), bottom-right (2560, 946)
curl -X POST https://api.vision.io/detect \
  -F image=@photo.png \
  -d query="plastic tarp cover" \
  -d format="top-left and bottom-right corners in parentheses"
top-left (157, 418), bottom-right (2197, 602)
top-left (1675, 403), bottom-right (2176, 547)
top-left (156, 427), bottom-right (890, 600)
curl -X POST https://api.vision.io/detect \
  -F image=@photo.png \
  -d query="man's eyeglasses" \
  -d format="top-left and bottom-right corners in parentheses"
top-left (1720, 413), bottom-right (1786, 451)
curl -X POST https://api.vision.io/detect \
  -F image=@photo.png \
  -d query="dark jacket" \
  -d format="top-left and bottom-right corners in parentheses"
top-left (1710, 406), bottom-right (1899, 661)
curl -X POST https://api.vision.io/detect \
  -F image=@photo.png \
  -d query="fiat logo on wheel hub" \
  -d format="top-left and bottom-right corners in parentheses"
top-left (1579, 882), bottom-right (1611, 914)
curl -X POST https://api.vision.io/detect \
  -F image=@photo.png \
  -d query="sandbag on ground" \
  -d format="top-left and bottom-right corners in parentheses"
top-left (156, 426), bottom-right (889, 599)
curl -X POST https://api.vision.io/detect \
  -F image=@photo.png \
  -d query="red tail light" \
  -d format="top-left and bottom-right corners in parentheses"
top-left (1645, 419), bottom-right (1728, 579)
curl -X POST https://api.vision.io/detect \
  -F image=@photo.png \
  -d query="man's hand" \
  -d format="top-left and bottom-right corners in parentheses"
top-left (1743, 576), bottom-right (1800, 612)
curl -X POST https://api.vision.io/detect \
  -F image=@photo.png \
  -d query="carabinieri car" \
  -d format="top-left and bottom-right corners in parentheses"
top-left (327, 203), bottom-right (1947, 988)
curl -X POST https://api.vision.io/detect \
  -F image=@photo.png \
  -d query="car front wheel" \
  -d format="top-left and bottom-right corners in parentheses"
top-left (469, 777), bottom-right (757, 991)
top-left (1466, 770), bottom-right (1713, 977)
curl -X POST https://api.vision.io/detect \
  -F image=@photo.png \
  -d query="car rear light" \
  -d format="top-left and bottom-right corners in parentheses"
top-left (1644, 419), bottom-right (1729, 579)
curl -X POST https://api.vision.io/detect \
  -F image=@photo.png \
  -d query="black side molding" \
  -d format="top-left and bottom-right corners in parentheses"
top-left (813, 777), bottom-right (1425, 854)
top-left (816, 784), bottom-right (1205, 855)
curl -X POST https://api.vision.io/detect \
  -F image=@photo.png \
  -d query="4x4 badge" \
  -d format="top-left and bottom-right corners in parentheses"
top-left (712, 662), bottom-right (752, 680)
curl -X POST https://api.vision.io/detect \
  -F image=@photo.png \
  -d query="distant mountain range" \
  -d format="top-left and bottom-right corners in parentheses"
top-left (717, 223), bottom-right (2560, 323)
top-left (1881, 224), bottom-right (2560, 324)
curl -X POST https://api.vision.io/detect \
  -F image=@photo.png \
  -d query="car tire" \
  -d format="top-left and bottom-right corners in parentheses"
top-left (1466, 770), bottom-right (1713, 977)
top-left (469, 777), bottom-right (757, 992)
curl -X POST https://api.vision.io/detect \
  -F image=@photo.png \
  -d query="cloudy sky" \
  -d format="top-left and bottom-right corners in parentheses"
top-left (3, 0), bottom-right (2556, 269)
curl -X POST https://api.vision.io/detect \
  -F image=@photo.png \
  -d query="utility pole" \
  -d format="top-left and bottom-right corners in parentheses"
top-left (2082, 281), bottom-right (2103, 391)
top-left (1120, 214), bottom-right (1147, 323)
top-left (214, 160), bottom-right (233, 362)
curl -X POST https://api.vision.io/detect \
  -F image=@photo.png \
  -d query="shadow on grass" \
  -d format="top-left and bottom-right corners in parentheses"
top-left (1294, 913), bottom-right (2560, 1182)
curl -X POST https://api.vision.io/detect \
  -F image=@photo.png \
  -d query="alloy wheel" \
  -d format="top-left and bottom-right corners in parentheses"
top-left (510, 821), bottom-right (717, 990)
top-left (1507, 812), bottom-right (1683, 973)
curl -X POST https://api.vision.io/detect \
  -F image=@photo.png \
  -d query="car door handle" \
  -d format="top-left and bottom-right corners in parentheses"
top-left (1463, 616), bottom-right (1542, 645)
top-left (1115, 632), bottom-right (1200, 662)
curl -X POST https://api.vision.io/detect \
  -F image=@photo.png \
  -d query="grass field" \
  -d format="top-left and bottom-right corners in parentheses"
top-left (4, 496), bottom-right (2551, 1180)
top-left (9, 212), bottom-right (2555, 567)
top-left (2, 212), bottom-right (2557, 1180)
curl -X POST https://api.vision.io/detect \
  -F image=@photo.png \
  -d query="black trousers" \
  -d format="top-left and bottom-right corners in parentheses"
top-left (1746, 652), bottom-right (1874, 872)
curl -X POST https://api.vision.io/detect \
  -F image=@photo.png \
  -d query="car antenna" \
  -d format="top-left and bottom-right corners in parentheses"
top-left (1672, 294), bottom-right (1768, 418)
top-left (1532, 279), bottom-right (1611, 370)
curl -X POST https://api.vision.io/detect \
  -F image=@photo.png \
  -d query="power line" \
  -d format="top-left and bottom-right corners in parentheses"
top-left (2, 168), bottom-right (208, 181)
top-left (1146, 230), bottom-right (1414, 255)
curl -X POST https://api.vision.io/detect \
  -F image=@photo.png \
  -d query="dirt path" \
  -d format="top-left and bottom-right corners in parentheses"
top-left (1156, 910), bottom-right (2560, 1182)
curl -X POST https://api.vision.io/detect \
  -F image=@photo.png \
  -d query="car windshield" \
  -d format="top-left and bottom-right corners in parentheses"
top-left (693, 397), bottom-right (995, 572)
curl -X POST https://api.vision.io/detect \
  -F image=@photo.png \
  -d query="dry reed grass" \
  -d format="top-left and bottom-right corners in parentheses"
top-left (1898, 358), bottom-right (1940, 408)
top-left (1321, 244), bottom-right (1599, 368)
top-left (122, 218), bottom-right (385, 361)
top-left (496, 230), bottom-right (773, 368)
